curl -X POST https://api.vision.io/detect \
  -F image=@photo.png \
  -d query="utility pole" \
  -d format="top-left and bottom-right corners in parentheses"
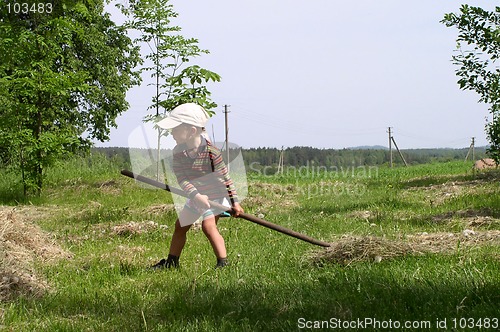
top-left (391, 136), bottom-right (408, 167)
top-left (223, 104), bottom-right (230, 171)
top-left (277, 146), bottom-right (284, 175)
top-left (388, 127), bottom-right (393, 168)
top-left (472, 137), bottom-right (475, 161)
top-left (387, 127), bottom-right (407, 167)
top-left (464, 137), bottom-right (475, 162)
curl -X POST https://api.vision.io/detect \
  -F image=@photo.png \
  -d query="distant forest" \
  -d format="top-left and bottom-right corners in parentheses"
top-left (94, 146), bottom-right (487, 172)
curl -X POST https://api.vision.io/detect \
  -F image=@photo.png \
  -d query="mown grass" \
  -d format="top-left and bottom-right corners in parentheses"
top-left (1, 157), bottom-right (499, 331)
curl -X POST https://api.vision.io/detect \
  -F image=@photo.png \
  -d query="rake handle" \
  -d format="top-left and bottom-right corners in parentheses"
top-left (121, 169), bottom-right (331, 247)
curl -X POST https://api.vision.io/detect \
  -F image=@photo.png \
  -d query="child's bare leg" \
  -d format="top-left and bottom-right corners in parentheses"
top-left (169, 207), bottom-right (199, 256)
top-left (201, 216), bottom-right (226, 259)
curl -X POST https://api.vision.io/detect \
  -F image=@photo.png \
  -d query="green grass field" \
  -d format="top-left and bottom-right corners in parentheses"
top-left (1, 155), bottom-right (499, 331)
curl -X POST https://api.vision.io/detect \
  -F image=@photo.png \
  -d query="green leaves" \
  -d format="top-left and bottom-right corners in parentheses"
top-left (0, 0), bottom-right (141, 195)
top-left (120, 0), bottom-right (220, 118)
top-left (442, 5), bottom-right (500, 163)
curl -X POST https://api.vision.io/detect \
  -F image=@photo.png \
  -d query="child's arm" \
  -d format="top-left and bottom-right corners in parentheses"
top-left (210, 149), bottom-right (238, 202)
top-left (210, 147), bottom-right (244, 216)
top-left (192, 193), bottom-right (210, 210)
top-left (231, 202), bottom-right (244, 217)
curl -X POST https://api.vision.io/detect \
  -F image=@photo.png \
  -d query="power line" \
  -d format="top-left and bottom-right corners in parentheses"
top-left (232, 106), bottom-right (384, 136)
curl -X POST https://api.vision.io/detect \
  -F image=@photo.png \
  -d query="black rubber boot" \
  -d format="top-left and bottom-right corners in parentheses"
top-left (215, 257), bottom-right (229, 268)
top-left (165, 254), bottom-right (180, 268)
top-left (150, 254), bottom-right (179, 270)
top-left (150, 258), bottom-right (167, 270)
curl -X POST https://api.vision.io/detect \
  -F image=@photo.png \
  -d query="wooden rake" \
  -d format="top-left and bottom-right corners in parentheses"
top-left (121, 169), bottom-right (331, 247)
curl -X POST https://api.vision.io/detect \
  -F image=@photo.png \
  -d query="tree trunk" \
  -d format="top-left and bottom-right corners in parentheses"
top-left (35, 107), bottom-right (43, 196)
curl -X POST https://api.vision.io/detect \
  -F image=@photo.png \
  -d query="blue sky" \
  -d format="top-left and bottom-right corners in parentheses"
top-left (98, 0), bottom-right (496, 150)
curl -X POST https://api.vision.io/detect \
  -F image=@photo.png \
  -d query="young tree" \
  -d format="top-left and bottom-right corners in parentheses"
top-left (442, 5), bottom-right (500, 162)
top-left (0, 0), bottom-right (141, 196)
top-left (119, 0), bottom-right (221, 179)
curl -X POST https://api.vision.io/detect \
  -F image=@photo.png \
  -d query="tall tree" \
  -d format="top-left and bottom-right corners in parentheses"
top-left (118, 0), bottom-right (221, 179)
top-left (0, 0), bottom-right (141, 195)
top-left (442, 5), bottom-right (500, 162)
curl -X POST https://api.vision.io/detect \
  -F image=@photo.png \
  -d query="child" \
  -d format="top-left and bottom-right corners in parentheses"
top-left (152, 103), bottom-right (244, 269)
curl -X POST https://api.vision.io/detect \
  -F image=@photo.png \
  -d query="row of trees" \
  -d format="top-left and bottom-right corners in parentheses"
top-left (241, 147), bottom-right (485, 169)
top-left (96, 146), bottom-right (487, 170)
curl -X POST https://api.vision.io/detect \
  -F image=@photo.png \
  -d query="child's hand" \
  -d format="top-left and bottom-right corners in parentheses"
top-left (193, 194), bottom-right (210, 210)
top-left (232, 202), bottom-right (244, 217)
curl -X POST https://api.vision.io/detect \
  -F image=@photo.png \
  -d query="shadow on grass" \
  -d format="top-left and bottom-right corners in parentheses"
top-left (0, 184), bottom-right (33, 205)
top-left (404, 208), bottom-right (500, 231)
top-left (402, 170), bottom-right (500, 190)
top-left (21, 257), bottom-right (500, 331)
top-left (299, 197), bottom-right (424, 216)
top-left (156, 275), bottom-right (500, 330)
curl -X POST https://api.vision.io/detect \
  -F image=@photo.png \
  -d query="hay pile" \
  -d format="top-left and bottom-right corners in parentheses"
top-left (312, 236), bottom-right (418, 266)
top-left (0, 207), bottom-right (72, 301)
top-left (312, 230), bottom-right (500, 266)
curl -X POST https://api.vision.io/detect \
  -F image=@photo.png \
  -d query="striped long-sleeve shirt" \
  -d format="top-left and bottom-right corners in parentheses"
top-left (172, 138), bottom-right (238, 203)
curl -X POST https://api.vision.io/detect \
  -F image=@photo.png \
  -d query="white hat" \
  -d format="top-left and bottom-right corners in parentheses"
top-left (156, 103), bottom-right (210, 129)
